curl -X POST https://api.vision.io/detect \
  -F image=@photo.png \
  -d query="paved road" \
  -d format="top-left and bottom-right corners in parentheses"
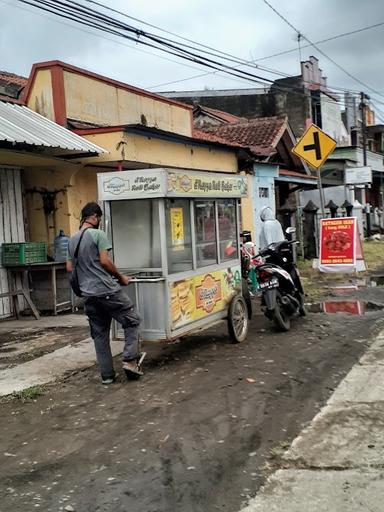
top-left (1, 301), bottom-right (383, 512)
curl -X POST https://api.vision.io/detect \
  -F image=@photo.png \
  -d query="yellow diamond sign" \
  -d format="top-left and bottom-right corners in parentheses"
top-left (292, 124), bottom-right (337, 169)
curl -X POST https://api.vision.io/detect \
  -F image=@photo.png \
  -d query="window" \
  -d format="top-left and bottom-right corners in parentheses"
top-left (194, 200), bottom-right (218, 267)
top-left (166, 199), bottom-right (193, 274)
top-left (217, 199), bottom-right (238, 261)
top-left (111, 199), bottom-right (161, 269)
top-left (259, 187), bottom-right (269, 198)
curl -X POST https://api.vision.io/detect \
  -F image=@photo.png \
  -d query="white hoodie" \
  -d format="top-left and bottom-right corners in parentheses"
top-left (259, 206), bottom-right (285, 250)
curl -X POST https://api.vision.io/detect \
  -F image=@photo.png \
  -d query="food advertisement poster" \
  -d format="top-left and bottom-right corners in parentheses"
top-left (170, 266), bottom-right (242, 329)
top-left (320, 217), bottom-right (356, 266)
top-left (170, 207), bottom-right (184, 250)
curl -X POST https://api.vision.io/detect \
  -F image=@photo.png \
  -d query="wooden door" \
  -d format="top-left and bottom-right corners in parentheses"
top-left (0, 168), bottom-right (25, 318)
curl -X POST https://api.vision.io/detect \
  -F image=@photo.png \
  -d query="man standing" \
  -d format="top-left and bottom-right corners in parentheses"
top-left (66, 202), bottom-right (142, 384)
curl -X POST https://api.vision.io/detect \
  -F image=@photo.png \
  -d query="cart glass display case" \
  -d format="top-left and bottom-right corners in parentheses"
top-left (98, 168), bottom-right (248, 342)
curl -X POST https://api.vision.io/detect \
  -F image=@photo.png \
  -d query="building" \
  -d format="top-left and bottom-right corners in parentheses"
top-left (162, 56), bottom-right (350, 145)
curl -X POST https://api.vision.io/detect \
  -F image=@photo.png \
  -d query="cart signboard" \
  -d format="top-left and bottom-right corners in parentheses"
top-left (170, 266), bottom-right (241, 329)
top-left (98, 170), bottom-right (164, 201)
top-left (98, 169), bottom-right (248, 201)
top-left (167, 171), bottom-right (248, 198)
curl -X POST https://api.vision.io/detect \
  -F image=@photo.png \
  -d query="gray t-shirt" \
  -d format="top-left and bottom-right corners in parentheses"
top-left (68, 228), bottom-right (120, 297)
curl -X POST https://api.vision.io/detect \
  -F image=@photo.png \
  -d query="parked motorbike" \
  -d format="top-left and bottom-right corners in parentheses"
top-left (241, 229), bottom-right (306, 331)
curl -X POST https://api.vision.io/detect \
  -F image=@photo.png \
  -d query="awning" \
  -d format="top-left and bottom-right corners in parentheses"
top-left (0, 101), bottom-right (107, 155)
top-left (276, 169), bottom-right (318, 186)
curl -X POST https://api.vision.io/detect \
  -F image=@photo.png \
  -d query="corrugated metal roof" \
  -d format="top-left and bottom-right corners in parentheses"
top-left (0, 101), bottom-right (107, 154)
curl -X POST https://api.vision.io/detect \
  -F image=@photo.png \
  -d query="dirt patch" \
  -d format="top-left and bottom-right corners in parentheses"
top-left (0, 326), bottom-right (89, 368)
top-left (0, 291), bottom-right (383, 512)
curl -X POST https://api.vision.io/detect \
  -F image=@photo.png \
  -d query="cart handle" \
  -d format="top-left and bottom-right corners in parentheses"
top-left (128, 277), bottom-right (166, 283)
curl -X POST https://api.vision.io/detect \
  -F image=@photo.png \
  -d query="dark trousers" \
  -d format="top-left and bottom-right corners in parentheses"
top-left (84, 289), bottom-right (141, 379)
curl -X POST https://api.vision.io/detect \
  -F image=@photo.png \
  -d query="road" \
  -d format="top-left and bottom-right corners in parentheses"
top-left (1, 290), bottom-right (383, 512)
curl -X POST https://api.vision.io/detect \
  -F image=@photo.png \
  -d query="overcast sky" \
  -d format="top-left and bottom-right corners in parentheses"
top-left (1, 0), bottom-right (384, 108)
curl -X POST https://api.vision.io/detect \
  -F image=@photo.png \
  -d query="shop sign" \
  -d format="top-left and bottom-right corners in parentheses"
top-left (170, 207), bottom-right (185, 250)
top-left (170, 266), bottom-right (241, 329)
top-left (345, 166), bottom-right (372, 185)
top-left (167, 172), bottom-right (248, 197)
top-left (319, 217), bottom-right (356, 266)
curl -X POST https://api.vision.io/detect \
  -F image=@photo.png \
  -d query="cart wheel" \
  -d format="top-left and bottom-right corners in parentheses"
top-left (228, 295), bottom-right (249, 343)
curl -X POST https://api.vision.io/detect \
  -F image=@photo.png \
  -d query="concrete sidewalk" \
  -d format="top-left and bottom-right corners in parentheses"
top-left (0, 314), bottom-right (123, 396)
top-left (240, 328), bottom-right (384, 512)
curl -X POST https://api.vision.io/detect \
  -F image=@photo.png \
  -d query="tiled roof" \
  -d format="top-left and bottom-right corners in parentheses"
top-left (0, 71), bottom-right (28, 88)
top-left (202, 116), bottom-right (288, 157)
top-left (194, 104), bottom-right (245, 124)
top-left (192, 128), bottom-right (243, 147)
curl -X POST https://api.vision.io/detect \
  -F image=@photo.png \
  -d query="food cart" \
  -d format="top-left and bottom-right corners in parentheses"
top-left (97, 168), bottom-right (249, 343)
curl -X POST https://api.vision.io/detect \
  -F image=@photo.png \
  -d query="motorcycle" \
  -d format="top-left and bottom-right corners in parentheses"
top-left (241, 229), bottom-right (306, 331)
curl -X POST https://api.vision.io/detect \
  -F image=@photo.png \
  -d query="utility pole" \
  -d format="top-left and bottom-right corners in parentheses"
top-left (360, 91), bottom-right (371, 237)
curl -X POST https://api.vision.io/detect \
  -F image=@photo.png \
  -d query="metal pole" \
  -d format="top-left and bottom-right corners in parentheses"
top-left (316, 166), bottom-right (326, 218)
top-left (360, 91), bottom-right (371, 237)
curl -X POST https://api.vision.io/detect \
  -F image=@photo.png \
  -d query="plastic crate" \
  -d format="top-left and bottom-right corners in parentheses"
top-left (1, 242), bottom-right (47, 266)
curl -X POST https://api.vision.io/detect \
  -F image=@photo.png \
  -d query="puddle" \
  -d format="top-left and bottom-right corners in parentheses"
top-left (308, 300), bottom-right (384, 316)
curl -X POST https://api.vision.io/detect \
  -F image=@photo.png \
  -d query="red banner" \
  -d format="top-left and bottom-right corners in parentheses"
top-left (320, 217), bottom-right (356, 266)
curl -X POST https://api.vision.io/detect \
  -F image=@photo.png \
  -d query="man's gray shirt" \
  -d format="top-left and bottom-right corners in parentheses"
top-left (68, 228), bottom-right (120, 297)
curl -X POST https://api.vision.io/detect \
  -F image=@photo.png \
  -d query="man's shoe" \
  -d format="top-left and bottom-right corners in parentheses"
top-left (101, 374), bottom-right (118, 385)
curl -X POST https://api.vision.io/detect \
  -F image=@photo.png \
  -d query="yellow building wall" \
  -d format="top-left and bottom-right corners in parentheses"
top-left (26, 69), bottom-right (55, 121)
top-left (23, 166), bottom-right (74, 253)
top-left (240, 174), bottom-right (254, 239)
top-left (63, 71), bottom-right (192, 137)
top-left (83, 131), bottom-right (238, 173)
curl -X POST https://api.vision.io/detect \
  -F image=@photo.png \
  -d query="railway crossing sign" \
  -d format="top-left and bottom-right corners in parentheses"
top-left (292, 124), bottom-right (337, 170)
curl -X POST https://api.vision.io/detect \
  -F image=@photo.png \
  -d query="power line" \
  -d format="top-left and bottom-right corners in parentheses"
top-left (12, 0), bottom-right (359, 108)
top-left (261, 0), bottom-right (384, 100)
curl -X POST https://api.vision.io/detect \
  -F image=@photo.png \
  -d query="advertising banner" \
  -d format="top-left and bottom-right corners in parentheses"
top-left (318, 217), bottom-right (366, 272)
top-left (170, 266), bottom-right (241, 329)
top-left (320, 217), bottom-right (356, 266)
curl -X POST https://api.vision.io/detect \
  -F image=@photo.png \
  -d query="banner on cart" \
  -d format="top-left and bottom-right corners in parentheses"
top-left (318, 217), bottom-right (365, 272)
top-left (170, 266), bottom-right (242, 329)
top-left (167, 172), bottom-right (248, 198)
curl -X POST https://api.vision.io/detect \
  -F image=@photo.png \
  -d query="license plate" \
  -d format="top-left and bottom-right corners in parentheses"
top-left (258, 278), bottom-right (279, 290)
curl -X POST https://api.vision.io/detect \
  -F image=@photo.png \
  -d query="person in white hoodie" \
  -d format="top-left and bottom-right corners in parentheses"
top-left (259, 206), bottom-right (285, 250)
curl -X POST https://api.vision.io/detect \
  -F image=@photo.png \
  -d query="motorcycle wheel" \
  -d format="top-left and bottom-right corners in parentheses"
top-left (273, 294), bottom-right (291, 332)
top-left (228, 295), bottom-right (249, 343)
top-left (242, 278), bottom-right (252, 320)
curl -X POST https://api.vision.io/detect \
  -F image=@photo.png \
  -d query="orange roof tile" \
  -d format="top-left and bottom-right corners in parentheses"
top-left (202, 116), bottom-right (288, 156)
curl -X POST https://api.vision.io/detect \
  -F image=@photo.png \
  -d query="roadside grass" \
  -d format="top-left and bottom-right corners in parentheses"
top-left (12, 386), bottom-right (44, 401)
top-left (298, 240), bottom-right (384, 302)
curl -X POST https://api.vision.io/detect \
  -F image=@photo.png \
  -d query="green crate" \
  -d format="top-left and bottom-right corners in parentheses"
top-left (1, 242), bottom-right (47, 266)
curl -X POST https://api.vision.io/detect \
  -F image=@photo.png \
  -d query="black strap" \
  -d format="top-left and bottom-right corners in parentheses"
top-left (73, 228), bottom-right (89, 263)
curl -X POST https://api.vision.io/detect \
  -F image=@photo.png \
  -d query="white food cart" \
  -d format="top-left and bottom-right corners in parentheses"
top-left (97, 168), bottom-right (249, 343)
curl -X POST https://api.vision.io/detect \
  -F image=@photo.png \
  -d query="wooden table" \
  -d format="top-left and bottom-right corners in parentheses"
top-left (6, 262), bottom-right (74, 318)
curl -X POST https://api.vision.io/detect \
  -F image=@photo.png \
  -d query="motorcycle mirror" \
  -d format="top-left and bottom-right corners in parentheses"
top-left (286, 227), bottom-right (296, 234)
